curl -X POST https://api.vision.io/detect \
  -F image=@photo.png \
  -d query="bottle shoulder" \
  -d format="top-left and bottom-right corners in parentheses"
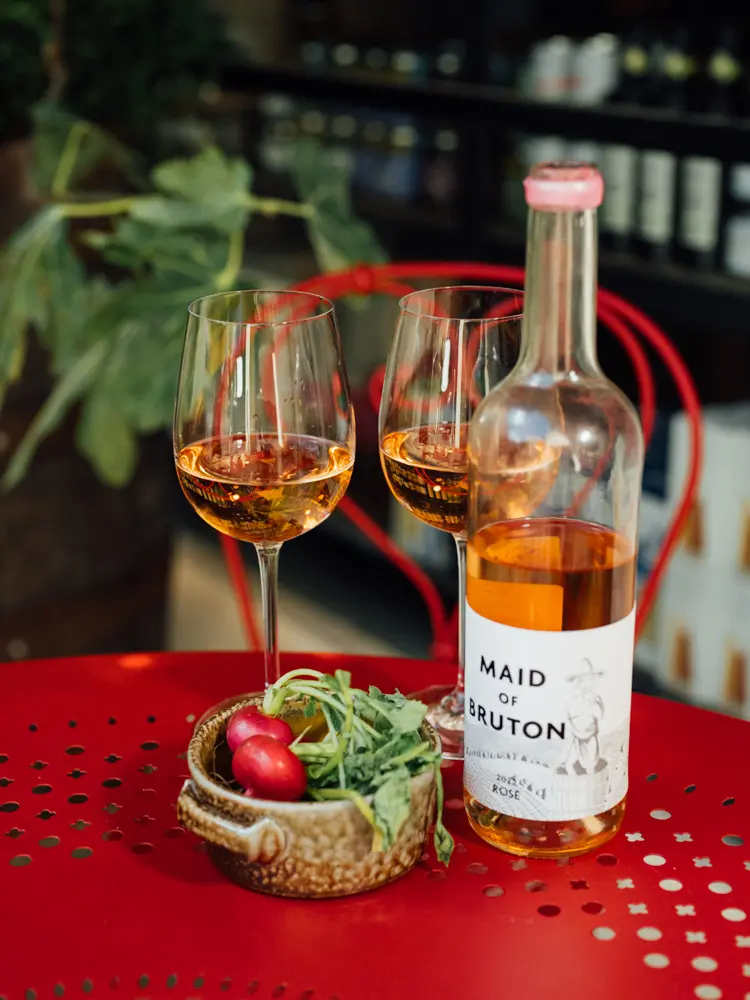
top-left (470, 371), bottom-right (644, 461)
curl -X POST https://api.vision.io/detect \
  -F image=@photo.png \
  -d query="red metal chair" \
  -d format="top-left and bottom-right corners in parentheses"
top-left (219, 262), bottom-right (702, 660)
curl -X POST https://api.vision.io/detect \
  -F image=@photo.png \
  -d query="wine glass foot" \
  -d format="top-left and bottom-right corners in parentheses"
top-left (408, 683), bottom-right (465, 760)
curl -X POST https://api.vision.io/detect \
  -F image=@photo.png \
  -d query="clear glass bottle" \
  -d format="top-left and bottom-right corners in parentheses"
top-left (463, 162), bottom-right (644, 858)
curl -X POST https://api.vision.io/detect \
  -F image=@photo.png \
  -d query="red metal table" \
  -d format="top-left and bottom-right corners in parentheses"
top-left (0, 651), bottom-right (748, 1000)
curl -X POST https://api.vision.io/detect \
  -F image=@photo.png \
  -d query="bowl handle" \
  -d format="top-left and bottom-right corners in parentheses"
top-left (177, 780), bottom-right (288, 863)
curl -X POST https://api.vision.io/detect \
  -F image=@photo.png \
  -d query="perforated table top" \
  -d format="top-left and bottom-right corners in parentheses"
top-left (1, 651), bottom-right (748, 1000)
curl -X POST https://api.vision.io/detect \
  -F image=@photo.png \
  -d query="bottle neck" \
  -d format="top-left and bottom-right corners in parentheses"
top-left (518, 205), bottom-right (600, 377)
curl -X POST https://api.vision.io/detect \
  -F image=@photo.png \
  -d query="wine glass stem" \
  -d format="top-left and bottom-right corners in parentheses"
top-left (454, 533), bottom-right (467, 706)
top-left (256, 542), bottom-right (282, 689)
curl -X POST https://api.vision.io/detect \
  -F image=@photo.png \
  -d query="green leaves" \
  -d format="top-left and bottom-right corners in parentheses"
top-left (290, 139), bottom-right (386, 273)
top-left (154, 145), bottom-right (251, 205)
top-left (359, 687), bottom-right (428, 734)
top-left (32, 102), bottom-right (141, 198)
top-left (0, 206), bottom-right (65, 407)
top-left (372, 766), bottom-right (412, 852)
top-left (76, 389), bottom-right (139, 487)
top-left (432, 763), bottom-right (455, 866)
top-left (148, 146), bottom-right (253, 234)
top-left (2, 340), bottom-right (108, 491)
top-left (1, 108), bottom-right (384, 490)
top-left (265, 668), bottom-right (454, 864)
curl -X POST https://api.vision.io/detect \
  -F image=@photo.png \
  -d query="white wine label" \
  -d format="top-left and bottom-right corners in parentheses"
top-left (464, 605), bottom-right (635, 821)
top-left (602, 145), bottom-right (637, 235)
top-left (638, 151), bottom-right (676, 245)
top-left (680, 157), bottom-right (722, 253)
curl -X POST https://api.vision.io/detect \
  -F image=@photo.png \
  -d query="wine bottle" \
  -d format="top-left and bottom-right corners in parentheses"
top-left (677, 28), bottom-right (737, 268)
top-left (600, 30), bottom-right (649, 251)
top-left (636, 29), bottom-right (694, 261)
top-left (257, 94), bottom-right (299, 177)
top-left (464, 163), bottom-right (644, 858)
top-left (713, 27), bottom-right (750, 277)
top-left (424, 127), bottom-right (460, 209)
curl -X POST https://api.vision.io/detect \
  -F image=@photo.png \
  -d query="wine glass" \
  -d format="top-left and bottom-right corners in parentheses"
top-left (174, 290), bottom-right (355, 694)
top-left (379, 286), bottom-right (523, 759)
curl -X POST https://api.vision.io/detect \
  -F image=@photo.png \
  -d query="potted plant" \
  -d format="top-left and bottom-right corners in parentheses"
top-left (0, 102), bottom-right (385, 661)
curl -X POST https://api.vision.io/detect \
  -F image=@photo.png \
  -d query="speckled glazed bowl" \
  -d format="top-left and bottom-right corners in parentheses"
top-left (177, 695), bottom-right (439, 898)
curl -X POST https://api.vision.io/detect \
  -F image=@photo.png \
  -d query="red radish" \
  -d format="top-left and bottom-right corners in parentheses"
top-left (226, 705), bottom-right (293, 753)
top-left (232, 735), bottom-right (307, 801)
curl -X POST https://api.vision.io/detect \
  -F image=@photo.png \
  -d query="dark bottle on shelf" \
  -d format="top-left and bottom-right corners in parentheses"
top-left (257, 94), bottom-right (299, 177)
top-left (704, 28), bottom-right (750, 277)
top-left (294, 0), bottom-right (334, 69)
top-left (391, 49), bottom-right (429, 82)
top-left (331, 42), bottom-right (359, 75)
top-left (677, 28), bottom-right (742, 269)
top-left (363, 46), bottom-right (389, 75)
top-left (328, 111), bottom-right (358, 174)
top-left (636, 29), bottom-right (695, 263)
top-left (353, 118), bottom-right (389, 196)
top-left (376, 123), bottom-right (422, 203)
top-left (299, 40), bottom-right (328, 72)
top-left (432, 39), bottom-right (466, 82)
top-left (423, 127), bottom-right (460, 210)
top-left (600, 30), bottom-right (650, 252)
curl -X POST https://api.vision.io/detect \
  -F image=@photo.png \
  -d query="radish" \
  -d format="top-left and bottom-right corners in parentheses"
top-left (226, 705), bottom-right (293, 753)
top-left (232, 735), bottom-right (307, 801)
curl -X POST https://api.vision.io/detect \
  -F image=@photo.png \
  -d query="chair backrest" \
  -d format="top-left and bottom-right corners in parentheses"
top-left (222, 262), bottom-right (702, 659)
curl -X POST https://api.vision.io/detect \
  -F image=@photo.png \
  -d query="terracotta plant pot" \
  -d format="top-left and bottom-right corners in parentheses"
top-left (177, 695), bottom-right (439, 898)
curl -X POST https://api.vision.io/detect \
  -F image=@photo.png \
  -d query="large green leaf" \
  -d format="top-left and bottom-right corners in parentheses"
top-left (0, 205), bottom-right (64, 409)
top-left (149, 146), bottom-right (252, 234)
top-left (93, 270), bottom-right (214, 435)
top-left (153, 145), bottom-right (251, 203)
top-left (35, 230), bottom-right (88, 354)
top-left (130, 195), bottom-right (241, 234)
top-left (82, 217), bottom-right (228, 281)
top-left (96, 313), bottom-right (187, 435)
top-left (291, 139), bottom-right (386, 273)
top-left (32, 102), bottom-right (142, 197)
top-left (1, 339), bottom-right (108, 491)
top-left (75, 389), bottom-right (139, 487)
top-left (45, 276), bottom-right (122, 379)
top-left (306, 211), bottom-right (388, 274)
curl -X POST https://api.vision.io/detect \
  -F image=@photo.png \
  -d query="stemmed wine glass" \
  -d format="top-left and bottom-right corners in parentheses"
top-left (379, 286), bottom-right (523, 759)
top-left (174, 290), bottom-right (355, 693)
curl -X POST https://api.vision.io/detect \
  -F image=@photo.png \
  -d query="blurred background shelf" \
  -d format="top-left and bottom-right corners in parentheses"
top-left (487, 221), bottom-right (750, 337)
top-left (223, 61), bottom-right (750, 158)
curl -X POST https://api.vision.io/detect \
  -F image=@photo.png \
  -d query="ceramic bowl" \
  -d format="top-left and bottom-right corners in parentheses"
top-left (177, 695), bottom-right (439, 897)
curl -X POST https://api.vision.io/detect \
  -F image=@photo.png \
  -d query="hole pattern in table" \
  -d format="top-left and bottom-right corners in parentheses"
top-left (582, 901), bottom-right (605, 914)
top-left (525, 879), bottom-right (547, 893)
top-left (722, 834), bottom-right (744, 846)
top-left (0, 706), bottom-right (746, 1000)
top-left (643, 953), bottom-right (669, 968)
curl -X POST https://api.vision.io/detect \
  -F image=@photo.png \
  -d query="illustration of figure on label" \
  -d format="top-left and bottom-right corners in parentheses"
top-left (557, 658), bottom-right (607, 776)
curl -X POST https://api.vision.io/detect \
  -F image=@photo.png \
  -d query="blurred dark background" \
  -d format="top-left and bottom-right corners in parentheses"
top-left (1, 0), bottom-right (749, 721)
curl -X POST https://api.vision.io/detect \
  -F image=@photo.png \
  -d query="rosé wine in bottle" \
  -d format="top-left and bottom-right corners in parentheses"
top-left (463, 162), bottom-right (644, 857)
